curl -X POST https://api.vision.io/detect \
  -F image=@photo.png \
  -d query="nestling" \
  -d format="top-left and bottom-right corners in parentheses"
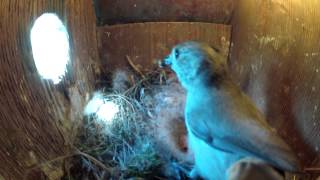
top-left (161, 41), bottom-right (300, 180)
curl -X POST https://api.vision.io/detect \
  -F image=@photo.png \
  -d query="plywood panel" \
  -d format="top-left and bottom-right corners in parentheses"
top-left (95, 0), bottom-right (234, 25)
top-left (230, 0), bottom-right (320, 171)
top-left (0, 0), bottom-right (99, 179)
top-left (98, 22), bottom-right (231, 73)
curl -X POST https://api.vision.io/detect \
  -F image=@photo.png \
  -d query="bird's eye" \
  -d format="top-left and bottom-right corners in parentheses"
top-left (175, 49), bottom-right (180, 59)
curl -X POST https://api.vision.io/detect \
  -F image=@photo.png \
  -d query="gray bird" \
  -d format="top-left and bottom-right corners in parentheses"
top-left (161, 41), bottom-right (300, 180)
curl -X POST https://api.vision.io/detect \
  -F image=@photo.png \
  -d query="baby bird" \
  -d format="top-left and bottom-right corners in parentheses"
top-left (161, 41), bottom-right (300, 180)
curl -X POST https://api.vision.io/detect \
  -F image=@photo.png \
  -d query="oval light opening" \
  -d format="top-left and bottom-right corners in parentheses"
top-left (30, 13), bottom-right (70, 84)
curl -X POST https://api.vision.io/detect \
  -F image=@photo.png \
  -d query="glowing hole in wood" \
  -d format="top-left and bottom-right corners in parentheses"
top-left (30, 13), bottom-right (70, 84)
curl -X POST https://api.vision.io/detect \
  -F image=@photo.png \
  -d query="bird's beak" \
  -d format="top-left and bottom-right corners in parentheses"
top-left (159, 55), bottom-right (172, 68)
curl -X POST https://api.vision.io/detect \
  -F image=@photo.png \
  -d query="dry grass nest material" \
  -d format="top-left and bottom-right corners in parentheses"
top-left (74, 95), bottom-right (161, 179)
top-left (23, 59), bottom-right (190, 179)
top-left (64, 69), bottom-right (189, 180)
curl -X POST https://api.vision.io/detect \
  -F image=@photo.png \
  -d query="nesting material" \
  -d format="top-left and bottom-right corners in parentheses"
top-left (74, 93), bottom-right (161, 179)
top-left (111, 69), bottom-right (134, 93)
top-left (153, 80), bottom-right (193, 163)
top-left (62, 68), bottom-right (192, 179)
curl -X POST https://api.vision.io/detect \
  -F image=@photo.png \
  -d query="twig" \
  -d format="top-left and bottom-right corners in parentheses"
top-left (126, 55), bottom-right (146, 79)
top-left (304, 167), bottom-right (320, 172)
top-left (75, 150), bottom-right (113, 172)
top-left (123, 78), bottom-right (146, 95)
top-left (23, 153), bottom-right (76, 180)
top-left (154, 176), bottom-right (167, 180)
top-left (23, 150), bottom-right (114, 180)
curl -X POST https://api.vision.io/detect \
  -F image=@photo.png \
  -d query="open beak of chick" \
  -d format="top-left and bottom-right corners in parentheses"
top-left (159, 55), bottom-right (172, 68)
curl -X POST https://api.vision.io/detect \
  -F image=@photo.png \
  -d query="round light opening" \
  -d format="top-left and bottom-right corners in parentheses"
top-left (30, 13), bottom-right (70, 84)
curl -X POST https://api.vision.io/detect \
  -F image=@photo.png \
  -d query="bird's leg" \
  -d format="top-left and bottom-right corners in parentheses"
top-left (189, 167), bottom-right (201, 179)
top-left (171, 162), bottom-right (200, 179)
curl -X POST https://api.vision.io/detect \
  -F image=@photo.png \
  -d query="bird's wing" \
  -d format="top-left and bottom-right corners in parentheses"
top-left (186, 92), bottom-right (299, 172)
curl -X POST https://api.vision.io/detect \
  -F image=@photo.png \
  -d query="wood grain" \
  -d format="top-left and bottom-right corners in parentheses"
top-left (230, 0), bottom-right (320, 175)
top-left (0, 0), bottom-right (99, 179)
top-left (98, 22), bottom-right (231, 73)
top-left (94, 0), bottom-right (234, 25)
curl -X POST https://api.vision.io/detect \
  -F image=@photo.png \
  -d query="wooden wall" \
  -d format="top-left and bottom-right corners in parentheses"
top-left (98, 22), bottom-right (231, 73)
top-left (94, 0), bottom-right (234, 25)
top-left (0, 0), bottom-right (99, 179)
top-left (230, 0), bottom-right (320, 170)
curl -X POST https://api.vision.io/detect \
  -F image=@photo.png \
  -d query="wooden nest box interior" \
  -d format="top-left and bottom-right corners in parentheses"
top-left (0, 0), bottom-right (319, 179)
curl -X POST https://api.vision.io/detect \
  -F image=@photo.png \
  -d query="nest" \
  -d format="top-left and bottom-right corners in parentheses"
top-left (23, 59), bottom-right (191, 180)
top-left (73, 92), bottom-right (161, 178)
top-left (64, 66), bottom-right (191, 179)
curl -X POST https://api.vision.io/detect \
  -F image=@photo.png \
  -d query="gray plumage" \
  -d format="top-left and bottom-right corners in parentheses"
top-left (162, 41), bottom-right (300, 180)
